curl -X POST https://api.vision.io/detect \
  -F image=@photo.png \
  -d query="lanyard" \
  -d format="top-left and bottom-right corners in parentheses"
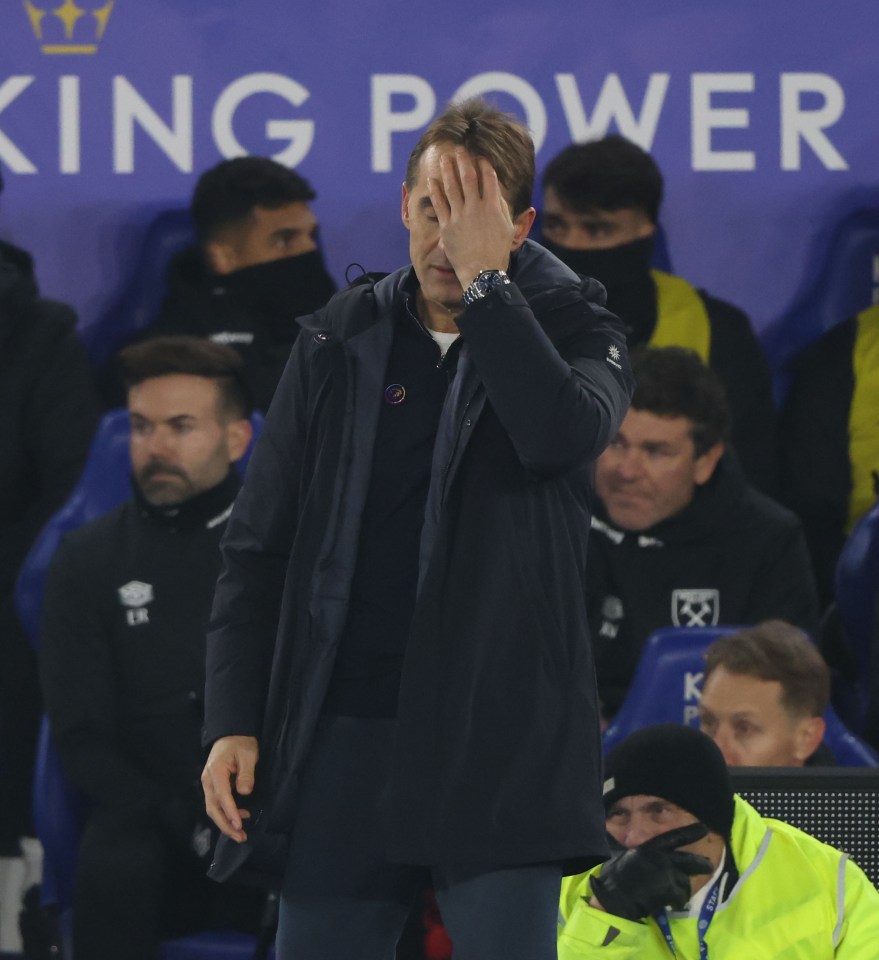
top-left (654, 879), bottom-right (719, 960)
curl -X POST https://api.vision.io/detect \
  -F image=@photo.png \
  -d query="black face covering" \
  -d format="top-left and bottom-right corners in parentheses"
top-left (220, 248), bottom-right (337, 338)
top-left (541, 234), bottom-right (658, 343)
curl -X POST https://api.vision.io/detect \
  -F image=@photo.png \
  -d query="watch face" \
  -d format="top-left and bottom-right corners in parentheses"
top-left (463, 269), bottom-right (509, 305)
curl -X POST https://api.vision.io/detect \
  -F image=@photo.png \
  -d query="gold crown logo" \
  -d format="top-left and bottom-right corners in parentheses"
top-left (23, 0), bottom-right (115, 55)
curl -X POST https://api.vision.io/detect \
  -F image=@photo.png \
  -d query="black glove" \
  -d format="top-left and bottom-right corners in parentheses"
top-left (590, 823), bottom-right (715, 920)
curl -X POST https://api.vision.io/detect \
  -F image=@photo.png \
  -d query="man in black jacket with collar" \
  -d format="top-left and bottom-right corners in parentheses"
top-left (589, 346), bottom-right (818, 722)
top-left (40, 337), bottom-right (262, 960)
top-left (200, 98), bottom-right (634, 960)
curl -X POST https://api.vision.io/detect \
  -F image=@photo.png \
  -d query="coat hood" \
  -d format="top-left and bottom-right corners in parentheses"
top-left (0, 239), bottom-right (40, 340)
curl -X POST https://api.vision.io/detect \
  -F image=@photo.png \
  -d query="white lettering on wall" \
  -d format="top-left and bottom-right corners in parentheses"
top-left (0, 76), bottom-right (37, 173)
top-left (59, 76), bottom-right (80, 174)
top-left (555, 72), bottom-right (670, 149)
top-left (371, 74), bottom-right (436, 173)
top-left (781, 73), bottom-right (847, 171)
top-left (691, 73), bottom-right (755, 171)
top-left (113, 76), bottom-right (193, 173)
top-left (213, 73), bottom-right (314, 167)
top-left (0, 71), bottom-right (850, 176)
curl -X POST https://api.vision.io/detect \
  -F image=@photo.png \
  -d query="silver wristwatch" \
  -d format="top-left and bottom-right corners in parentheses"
top-left (461, 269), bottom-right (511, 306)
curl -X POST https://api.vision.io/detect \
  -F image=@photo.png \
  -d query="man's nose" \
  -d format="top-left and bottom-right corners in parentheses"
top-left (146, 427), bottom-right (173, 457)
top-left (615, 448), bottom-right (643, 480)
top-left (711, 727), bottom-right (738, 766)
top-left (622, 819), bottom-right (658, 847)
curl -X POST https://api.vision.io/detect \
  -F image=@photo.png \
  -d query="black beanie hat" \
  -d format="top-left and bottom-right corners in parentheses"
top-left (603, 724), bottom-right (735, 839)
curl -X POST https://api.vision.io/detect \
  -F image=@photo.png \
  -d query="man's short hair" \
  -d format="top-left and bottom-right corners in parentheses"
top-left (541, 136), bottom-right (664, 224)
top-left (118, 335), bottom-right (253, 421)
top-left (631, 346), bottom-right (731, 455)
top-left (704, 620), bottom-right (831, 719)
top-left (406, 97), bottom-right (535, 219)
top-left (190, 156), bottom-right (316, 247)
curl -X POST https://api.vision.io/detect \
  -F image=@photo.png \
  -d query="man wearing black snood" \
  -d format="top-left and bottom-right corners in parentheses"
top-left (540, 137), bottom-right (777, 495)
top-left (152, 157), bottom-right (337, 413)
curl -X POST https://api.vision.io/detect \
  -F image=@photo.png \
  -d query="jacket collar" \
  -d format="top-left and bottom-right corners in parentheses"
top-left (594, 453), bottom-right (747, 547)
top-left (133, 468), bottom-right (240, 532)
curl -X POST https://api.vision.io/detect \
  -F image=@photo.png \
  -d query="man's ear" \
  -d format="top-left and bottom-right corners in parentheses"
top-left (793, 715), bottom-right (826, 764)
top-left (511, 207), bottom-right (537, 251)
top-left (694, 442), bottom-right (725, 486)
top-left (206, 241), bottom-right (236, 276)
top-left (401, 182), bottom-right (411, 229)
top-left (226, 418), bottom-right (253, 463)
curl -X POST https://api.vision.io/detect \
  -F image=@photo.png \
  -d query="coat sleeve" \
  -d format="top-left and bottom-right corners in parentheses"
top-left (202, 337), bottom-right (312, 745)
top-left (703, 293), bottom-right (779, 497)
top-left (1, 306), bottom-right (99, 590)
top-left (39, 535), bottom-right (165, 810)
top-left (558, 871), bottom-right (655, 958)
top-left (833, 855), bottom-right (879, 957)
top-left (455, 284), bottom-right (634, 476)
top-left (742, 503), bottom-right (820, 636)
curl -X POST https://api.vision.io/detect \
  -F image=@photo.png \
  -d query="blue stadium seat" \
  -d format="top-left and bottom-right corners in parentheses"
top-left (82, 208), bottom-right (194, 373)
top-left (602, 625), bottom-right (879, 766)
top-left (766, 206), bottom-right (879, 400)
top-left (834, 499), bottom-right (879, 728)
top-left (15, 409), bottom-right (132, 649)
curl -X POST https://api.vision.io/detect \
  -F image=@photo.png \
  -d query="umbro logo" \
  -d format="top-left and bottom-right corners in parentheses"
top-left (118, 580), bottom-right (153, 627)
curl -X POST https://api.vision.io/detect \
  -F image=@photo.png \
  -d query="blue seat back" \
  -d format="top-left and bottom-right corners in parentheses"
top-left (602, 625), bottom-right (879, 767)
top-left (835, 499), bottom-right (879, 682)
top-left (83, 208), bottom-right (194, 371)
top-left (766, 206), bottom-right (879, 400)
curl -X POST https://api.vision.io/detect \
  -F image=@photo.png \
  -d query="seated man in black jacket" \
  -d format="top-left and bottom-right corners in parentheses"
top-left (589, 347), bottom-right (818, 721)
top-left (39, 337), bottom-right (263, 960)
top-left (148, 156), bottom-right (337, 413)
top-left (540, 136), bottom-right (778, 494)
top-left (698, 620), bottom-right (832, 766)
top-left (0, 167), bottom-right (100, 954)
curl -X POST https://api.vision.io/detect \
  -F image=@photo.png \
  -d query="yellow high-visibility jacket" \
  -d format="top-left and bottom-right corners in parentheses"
top-left (558, 795), bottom-right (879, 959)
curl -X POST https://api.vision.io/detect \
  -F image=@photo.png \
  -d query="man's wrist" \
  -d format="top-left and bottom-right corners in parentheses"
top-left (461, 269), bottom-right (512, 306)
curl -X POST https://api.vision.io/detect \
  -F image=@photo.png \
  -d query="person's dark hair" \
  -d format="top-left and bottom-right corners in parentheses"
top-left (118, 335), bottom-right (253, 420)
top-left (190, 156), bottom-right (316, 246)
top-left (541, 136), bottom-right (664, 224)
top-left (406, 97), bottom-right (535, 218)
top-left (704, 621), bottom-right (831, 719)
top-left (630, 346), bottom-right (730, 455)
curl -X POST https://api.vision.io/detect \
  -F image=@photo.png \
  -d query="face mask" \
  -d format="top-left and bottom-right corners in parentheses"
top-left (221, 249), bottom-right (337, 329)
top-left (541, 235), bottom-right (658, 341)
top-left (541, 234), bottom-right (656, 290)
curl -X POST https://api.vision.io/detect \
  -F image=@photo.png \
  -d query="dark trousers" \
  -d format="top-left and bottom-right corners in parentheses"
top-left (0, 606), bottom-right (40, 851)
top-left (275, 716), bottom-right (562, 960)
top-left (74, 806), bottom-right (264, 960)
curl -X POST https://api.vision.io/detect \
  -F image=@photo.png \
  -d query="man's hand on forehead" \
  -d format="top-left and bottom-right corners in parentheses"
top-left (426, 146), bottom-right (517, 292)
